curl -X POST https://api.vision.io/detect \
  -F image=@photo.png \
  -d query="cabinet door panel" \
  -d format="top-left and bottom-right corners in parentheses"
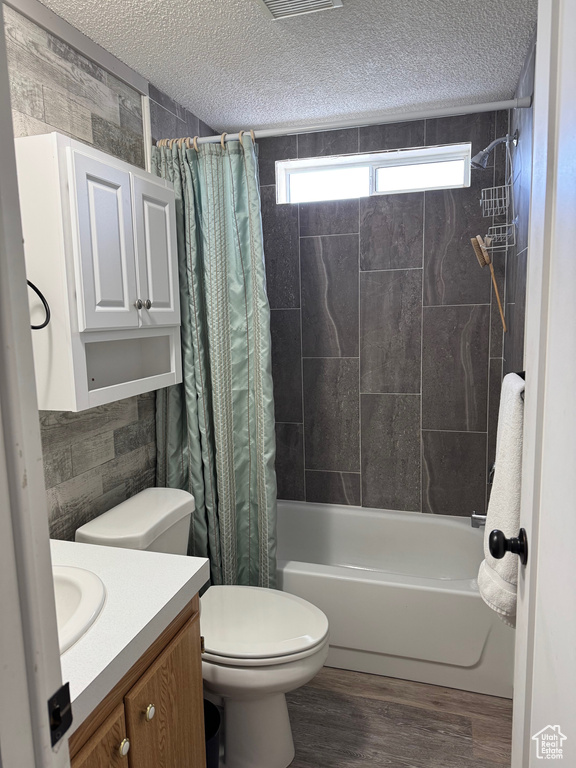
top-left (72, 703), bottom-right (129, 768)
top-left (125, 614), bottom-right (205, 768)
top-left (73, 152), bottom-right (139, 331)
top-left (133, 176), bottom-right (180, 327)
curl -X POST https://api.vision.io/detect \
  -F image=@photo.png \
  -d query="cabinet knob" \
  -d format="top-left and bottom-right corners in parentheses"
top-left (144, 299), bottom-right (152, 310)
top-left (134, 299), bottom-right (143, 310)
top-left (118, 738), bottom-right (130, 758)
top-left (145, 703), bottom-right (156, 722)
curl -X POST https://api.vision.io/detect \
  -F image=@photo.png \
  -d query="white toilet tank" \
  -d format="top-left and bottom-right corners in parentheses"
top-left (75, 488), bottom-right (194, 555)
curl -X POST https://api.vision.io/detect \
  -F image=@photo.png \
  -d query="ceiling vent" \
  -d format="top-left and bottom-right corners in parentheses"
top-left (255, 0), bottom-right (343, 20)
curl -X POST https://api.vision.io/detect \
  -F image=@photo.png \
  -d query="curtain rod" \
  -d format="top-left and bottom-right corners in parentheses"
top-left (190, 96), bottom-right (532, 145)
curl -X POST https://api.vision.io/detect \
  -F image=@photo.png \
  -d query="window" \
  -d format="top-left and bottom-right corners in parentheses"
top-left (275, 143), bottom-right (471, 204)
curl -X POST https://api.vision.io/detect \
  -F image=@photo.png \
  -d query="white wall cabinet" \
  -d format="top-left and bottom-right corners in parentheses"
top-left (16, 133), bottom-right (182, 412)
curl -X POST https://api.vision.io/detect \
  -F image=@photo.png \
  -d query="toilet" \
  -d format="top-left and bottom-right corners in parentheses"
top-left (75, 488), bottom-right (329, 768)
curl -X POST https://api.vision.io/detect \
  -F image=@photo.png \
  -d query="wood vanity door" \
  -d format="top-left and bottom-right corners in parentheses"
top-left (71, 703), bottom-right (129, 768)
top-left (124, 614), bottom-right (206, 768)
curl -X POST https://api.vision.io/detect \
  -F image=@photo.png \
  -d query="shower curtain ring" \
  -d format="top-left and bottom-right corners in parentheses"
top-left (193, 136), bottom-right (199, 152)
top-left (220, 132), bottom-right (227, 149)
top-left (186, 137), bottom-right (192, 149)
top-left (238, 130), bottom-right (245, 146)
top-left (250, 129), bottom-right (256, 144)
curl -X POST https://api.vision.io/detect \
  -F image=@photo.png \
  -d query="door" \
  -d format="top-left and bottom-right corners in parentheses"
top-left (124, 614), bottom-right (206, 768)
top-left (512, 1), bottom-right (576, 765)
top-left (71, 705), bottom-right (129, 768)
top-left (73, 151), bottom-right (139, 331)
top-left (0, 6), bottom-right (70, 766)
top-left (132, 175), bottom-right (180, 326)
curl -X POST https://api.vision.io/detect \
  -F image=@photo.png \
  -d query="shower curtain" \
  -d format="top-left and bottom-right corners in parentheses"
top-left (152, 136), bottom-right (277, 588)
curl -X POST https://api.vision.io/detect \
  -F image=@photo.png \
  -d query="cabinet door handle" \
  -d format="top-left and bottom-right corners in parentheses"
top-left (134, 299), bottom-right (143, 310)
top-left (144, 299), bottom-right (152, 310)
top-left (145, 703), bottom-right (156, 722)
top-left (118, 738), bottom-right (130, 758)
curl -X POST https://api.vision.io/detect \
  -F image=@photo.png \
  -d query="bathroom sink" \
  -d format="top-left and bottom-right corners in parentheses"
top-left (53, 566), bottom-right (106, 653)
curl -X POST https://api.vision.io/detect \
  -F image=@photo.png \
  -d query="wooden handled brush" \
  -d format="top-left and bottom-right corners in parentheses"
top-left (471, 235), bottom-right (507, 332)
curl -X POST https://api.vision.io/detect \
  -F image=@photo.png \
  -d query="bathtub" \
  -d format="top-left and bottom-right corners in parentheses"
top-left (276, 500), bottom-right (515, 698)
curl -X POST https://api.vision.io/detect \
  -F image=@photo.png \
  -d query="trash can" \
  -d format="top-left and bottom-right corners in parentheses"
top-left (204, 699), bottom-right (221, 768)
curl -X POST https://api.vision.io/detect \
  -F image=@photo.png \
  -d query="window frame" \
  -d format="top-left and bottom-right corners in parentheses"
top-left (275, 142), bottom-right (472, 204)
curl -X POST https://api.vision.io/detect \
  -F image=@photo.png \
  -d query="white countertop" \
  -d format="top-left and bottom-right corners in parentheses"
top-left (50, 540), bottom-right (209, 732)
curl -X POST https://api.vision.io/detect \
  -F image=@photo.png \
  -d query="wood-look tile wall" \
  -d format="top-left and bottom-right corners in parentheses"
top-left (260, 111), bottom-right (526, 516)
top-left (6, 4), bottom-right (209, 540)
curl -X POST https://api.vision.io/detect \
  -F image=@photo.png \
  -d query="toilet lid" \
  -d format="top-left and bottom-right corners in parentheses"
top-left (200, 586), bottom-right (329, 660)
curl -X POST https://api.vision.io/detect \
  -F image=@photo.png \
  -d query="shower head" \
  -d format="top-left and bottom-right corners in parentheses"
top-left (470, 131), bottom-right (518, 170)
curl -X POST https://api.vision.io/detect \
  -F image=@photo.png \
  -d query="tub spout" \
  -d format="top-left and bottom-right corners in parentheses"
top-left (471, 512), bottom-right (487, 528)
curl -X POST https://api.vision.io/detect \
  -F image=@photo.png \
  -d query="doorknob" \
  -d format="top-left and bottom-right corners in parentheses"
top-left (489, 528), bottom-right (528, 565)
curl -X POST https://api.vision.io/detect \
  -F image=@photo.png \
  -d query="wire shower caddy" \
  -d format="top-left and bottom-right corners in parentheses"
top-left (480, 135), bottom-right (517, 250)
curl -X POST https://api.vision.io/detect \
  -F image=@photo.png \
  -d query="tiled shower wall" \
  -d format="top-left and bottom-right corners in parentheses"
top-left (5, 4), bottom-right (210, 539)
top-left (505, 37), bottom-right (535, 374)
top-left (260, 111), bottom-right (519, 516)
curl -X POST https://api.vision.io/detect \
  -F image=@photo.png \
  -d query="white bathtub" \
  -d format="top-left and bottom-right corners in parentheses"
top-left (276, 500), bottom-right (515, 698)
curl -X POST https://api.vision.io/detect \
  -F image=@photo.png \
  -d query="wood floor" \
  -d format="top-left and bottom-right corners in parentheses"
top-left (286, 667), bottom-right (513, 768)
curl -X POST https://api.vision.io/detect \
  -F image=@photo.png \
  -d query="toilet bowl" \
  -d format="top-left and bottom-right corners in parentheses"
top-left (201, 585), bottom-right (329, 768)
top-left (75, 489), bottom-right (329, 768)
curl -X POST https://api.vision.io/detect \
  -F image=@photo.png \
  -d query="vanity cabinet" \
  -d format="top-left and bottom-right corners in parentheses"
top-left (72, 705), bottom-right (128, 768)
top-left (15, 132), bottom-right (182, 411)
top-left (69, 599), bottom-right (206, 768)
top-left (125, 615), bottom-right (205, 768)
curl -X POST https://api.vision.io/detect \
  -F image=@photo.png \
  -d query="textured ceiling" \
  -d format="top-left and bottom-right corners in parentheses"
top-left (39, 0), bottom-right (538, 132)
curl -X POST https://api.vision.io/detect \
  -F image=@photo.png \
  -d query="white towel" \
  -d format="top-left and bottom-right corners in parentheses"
top-left (478, 372), bottom-right (525, 628)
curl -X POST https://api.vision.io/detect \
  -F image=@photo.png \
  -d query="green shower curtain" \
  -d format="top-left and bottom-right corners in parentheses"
top-left (152, 136), bottom-right (277, 588)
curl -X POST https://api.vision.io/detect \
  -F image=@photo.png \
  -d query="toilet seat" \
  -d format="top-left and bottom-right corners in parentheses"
top-left (200, 586), bottom-right (329, 664)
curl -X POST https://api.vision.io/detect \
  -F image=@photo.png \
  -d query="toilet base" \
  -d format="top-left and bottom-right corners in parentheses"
top-left (225, 693), bottom-right (295, 768)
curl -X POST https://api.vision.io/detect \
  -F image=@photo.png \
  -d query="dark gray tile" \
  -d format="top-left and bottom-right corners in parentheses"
top-left (91, 115), bottom-right (145, 168)
top-left (425, 112), bottom-right (495, 158)
top-left (489, 250), bottom-right (506, 358)
top-left (514, 167), bottom-right (531, 259)
top-left (361, 394), bottom-right (420, 511)
top-left (275, 423), bottom-right (305, 501)
top-left (487, 358), bottom-right (503, 472)
top-left (297, 128), bottom-right (358, 158)
top-left (301, 235), bottom-right (359, 358)
top-left (360, 193), bottom-right (423, 271)
top-left (149, 83), bottom-right (180, 116)
top-left (503, 303), bottom-right (525, 375)
top-left (422, 430), bottom-right (487, 516)
top-left (257, 135), bottom-right (298, 186)
top-left (424, 175), bottom-right (493, 306)
top-left (304, 358), bottom-right (359, 472)
top-left (360, 269), bottom-right (422, 394)
top-left (185, 109), bottom-right (200, 139)
top-left (149, 99), bottom-right (187, 143)
top-left (359, 121), bottom-right (425, 152)
top-left (305, 471), bottom-right (361, 506)
top-left (492, 110), bottom-right (510, 184)
top-left (300, 199), bottom-right (359, 237)
top-left (422, 305), bottom-right (490, 432)
top-left (511, 103), bottom-right (533, 187)
top-left (198, 119), bottom-right (216, 137)
top-left (271, 309), bottom-right (303, 423)
top-left (261, 185), bottom-right (300, 308)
